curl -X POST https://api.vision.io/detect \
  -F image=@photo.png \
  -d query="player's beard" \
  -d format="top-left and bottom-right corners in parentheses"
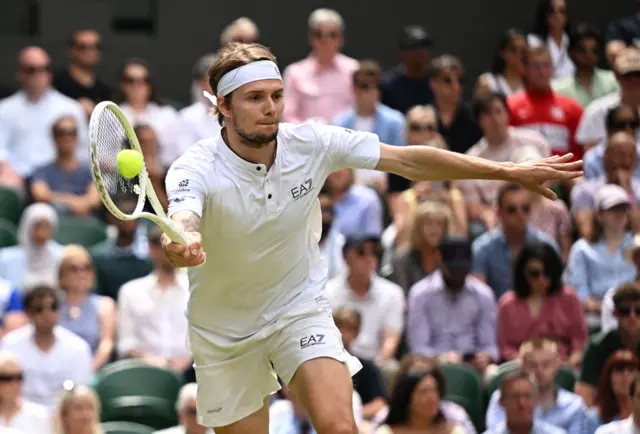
top-left (233, 119), bottom-right (279, 149)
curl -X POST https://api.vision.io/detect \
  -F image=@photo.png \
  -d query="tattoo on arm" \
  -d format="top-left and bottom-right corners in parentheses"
top-left (172, 210), bottom-right (201, 232)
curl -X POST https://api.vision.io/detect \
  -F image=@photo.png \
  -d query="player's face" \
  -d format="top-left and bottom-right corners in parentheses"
top-left (224, 80), bottom-right (284, 148)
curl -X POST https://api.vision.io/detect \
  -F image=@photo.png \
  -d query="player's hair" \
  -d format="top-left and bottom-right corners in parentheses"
top-left (353, 60), bottom-right (382, 84)
top-left (208, 42), bottom-right (278, 127)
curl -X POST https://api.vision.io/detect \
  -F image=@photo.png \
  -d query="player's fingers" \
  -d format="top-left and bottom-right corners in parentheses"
top-left (544, 153), bottom-right (573, 163)
top-left (546, 160), bottom-right (583, 171)
top-left (165, 242), bottom-right (187, 255)
top-left (187, 233), bottom-right (203, 255)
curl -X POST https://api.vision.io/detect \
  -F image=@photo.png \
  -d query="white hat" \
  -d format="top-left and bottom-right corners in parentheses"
top-left (595, 184), bottom-right (631, 210)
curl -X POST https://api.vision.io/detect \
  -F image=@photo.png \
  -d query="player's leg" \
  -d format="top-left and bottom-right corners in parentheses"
top-left (213, 398), bottom-right (270, 434)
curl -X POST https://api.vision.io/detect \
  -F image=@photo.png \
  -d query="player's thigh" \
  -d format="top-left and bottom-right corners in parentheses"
top-left (214, 398), bottom-right (270, 434)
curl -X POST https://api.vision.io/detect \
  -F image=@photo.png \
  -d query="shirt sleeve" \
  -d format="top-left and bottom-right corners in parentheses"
top-left (5, 287), bottom-right (23, 312)
top-left (601, 287), bottom-right (619, 332)
top-left (575, 105), bottom-right (606, 146)
top-left (165, 153), bottom-right (207, 217)
top-left (485, 390), bottom-right (506, 429)
top-left (383, 285), bottom-right (405, 333)
top-left (312, 124), bottom-right (381, 172)
top-left (565, 242), bottom-right (591, 301)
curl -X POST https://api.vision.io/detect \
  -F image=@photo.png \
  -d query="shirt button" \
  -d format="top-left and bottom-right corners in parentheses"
top-left (256, 166), bottom-right (261, 171)
top-left (268, 194), bottom-right (272, 199)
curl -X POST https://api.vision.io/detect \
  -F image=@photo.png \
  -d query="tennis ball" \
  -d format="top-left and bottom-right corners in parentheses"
top-left (116, 149), bottom-right (144, 179)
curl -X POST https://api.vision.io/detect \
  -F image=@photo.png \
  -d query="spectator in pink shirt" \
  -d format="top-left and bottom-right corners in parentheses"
top-left (282, 8), bottom-right (358, 124)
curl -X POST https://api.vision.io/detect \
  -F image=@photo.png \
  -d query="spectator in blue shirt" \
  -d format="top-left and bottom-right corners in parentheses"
top-left (0, 277), bottom-right (26, 337)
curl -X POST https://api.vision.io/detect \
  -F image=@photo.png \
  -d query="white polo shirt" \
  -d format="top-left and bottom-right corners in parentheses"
top-left (166, 122), bottom-right (380, 339)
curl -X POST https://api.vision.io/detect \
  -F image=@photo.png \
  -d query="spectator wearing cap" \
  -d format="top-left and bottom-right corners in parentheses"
top-left (576, 282), bottom-right (640, 407)
top-left (153, 383), bottom-right (213, 434)
top-left (179, 53), bottom-right (221, 156)
top-left (0, 285), bottom-right (92, 409)
top-left (117, 227), bottom-right (191, 372)
top-left (552, 24), bottom-right (619, 108)
top-left (220, 17), bottom-right (259, 47)
top-left (508, 45), bottom-right (584, 160)
top-left (571, 132), bottom-right (640, 238)
top-left (497, 242), bottom-right (587, 364)
top-left (583, 105), bottom-right (640, 181)
top-left (428, 55), bottom-right (482, 154)
top-left (565, 184), bottom-right (637, 324)
top-left (475, 28), bottom-right (527, 98)
top-left (527, 0), bottom-right (574, 79)
top-left (407, 236), bottom-right (498, 377)
top-left (326, 235), bottom-right (405, 368)
top-left (381, 25), bottom-right (434, 114)
top-left (576, 47), bottom-right (640, 150)
top-left (472, 183), bottom-right (558, 300)
top-left (282, 8), bottom-right (358, 124)
top-left (333, 60), bottom-right (405, 190)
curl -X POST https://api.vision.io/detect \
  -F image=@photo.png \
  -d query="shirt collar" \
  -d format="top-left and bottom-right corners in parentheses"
top-left (215, 129), bottom-right (272, 175)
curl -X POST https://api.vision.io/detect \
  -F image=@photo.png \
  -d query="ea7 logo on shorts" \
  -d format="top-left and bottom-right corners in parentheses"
top-left (300, 334), bottom-right (325, 349)
top-left (178, 180), bottom-right (189, 187)
top-left (291, 178), bottom-right (313, 200)
top-left (206, 407), bottom-right (222, 414)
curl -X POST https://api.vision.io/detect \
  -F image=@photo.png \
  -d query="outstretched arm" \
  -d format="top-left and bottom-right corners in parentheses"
top-left (171, 210), bottom-right (201, 232)
top-left (375, 143), bottom-right (583, 200)
top-left (161, 210), bottom-right (205, 268)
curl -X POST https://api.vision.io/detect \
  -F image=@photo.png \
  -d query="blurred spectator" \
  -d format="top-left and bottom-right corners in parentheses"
top-left (497, 242), bottom-right (587, 364)
top-left (484, 371), bottom-right (567, 434)
top-left (583, 105), bottom-right (640, 180)
top-left (282, 8), bottom-right (357, 124)
top-left (576, 282), bottom-right (640, 406)
top-left (381, 25), bottom-right (434, 114)
top-left (327, 235), bottom-right (404, 367)
top-left (53, 28), bottom-right (111, 117)
top-left (565, 184), bottom-right (636, 318)
top-left (472, 183), bottom-right (558, 299)
top-left (0, 351), bottom-right (51, 433)
top-left (552, 24), bottom-right (619, 108)
top-left (429, 55), bottom-right (482, 154)
top-left (0, 46), bottom-right (87, 181)
top-left (576, 48), bottom-right (640, 149)
top-left (529, 186), bottom-right (572, 261)
top-left (54, 385), bottom-right (102, 434)
top-left (220, 17), bottom-right (259, 46)
top-left (376, 370), bottom-right (464, 434)
top-left (407, 236), bottom-right (498, 376)
top-left (318, 185), bottom-right (346, 280)
top-left (57, 245), bottom-right (115, 371)
top-left (115, 59), bottom-right (182, 166)
top-left (333, 60), bottom-right (405, 190)
top-left (135, 124), bottom-right (169, 211)
top-left (0, 286), bottom-right (92, 409)
top-left (180, 53), bottom-right (221, 155)
top-left (334, 307), bottom-right (388, 422)
top-left (0, 203), bottom-right (63, 291)
top-left (605, 3), bottom-right (640, 49)
top-left (601, 235), bottom-right (640, 331)
top-left (508, 45), bottom-right (583, 159)
top-left (0, 83), bottom-right (13, 100)
top-left (460, 92), bottom-right (549, 236)
top-left (326, 169), bottom-right (383, 237)
top-left (585, 350), bottom-right (638, 434)
top-left (153, 383), bottom-right (213, 434)
top-left (386, 201), bottom-right (449, 294)
top-left (91, 199), bottom-right (152, 300)
top-left (117, 227), bottom-right (190, 372)
top-left (0, 278), bottom-right (27, 338)
top-left (571, 133), bottom-right (640, 238)
top-left (30, 115), bottom-right (100, 216)
top-left (593, 371), bottom-right (640, 434)
top-left (527, 0), bottom-right (574, 79)
top-left (475, 29), bottom-right (527, 98)
top-left (486, 339), bottom-right (585, 434)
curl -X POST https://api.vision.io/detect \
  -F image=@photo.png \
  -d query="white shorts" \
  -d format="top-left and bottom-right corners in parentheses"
top-left (187, 297), bottom-right (363, 428)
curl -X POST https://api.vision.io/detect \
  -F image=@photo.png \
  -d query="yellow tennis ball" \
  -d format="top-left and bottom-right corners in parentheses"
top-left (116, 149), bottom-right (144, 179)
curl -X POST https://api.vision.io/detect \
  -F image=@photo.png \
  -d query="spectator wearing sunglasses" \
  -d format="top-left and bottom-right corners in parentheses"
top-left (30, 115), bottom-right (100, 217)
top-left (333, 60), bottom-right (405, 190)
top-left (576, 282), bottom-right (640, 407)
top-left (53, 28), bottom-right (111, 117)
top-left (0, 351), bottom-right (51, 433)
top-left (472, 183), bottom-right (558, 300)
top-left (552, 24), bottom-right (619, 109)
top-left (497, 242), bottom-right (586, 364)
top-left (0, 285), bottom-right (92, 409)
top-left (282, 8), bottom-right (358, 124)
top-left (153, 383), bottom-right (213, 434)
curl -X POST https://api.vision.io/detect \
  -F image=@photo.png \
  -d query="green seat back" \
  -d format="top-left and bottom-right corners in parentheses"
top-left (0, 187), bottom-right (24, 225)
top-left (439, 363), bottom-right (485, 432)
top-left (54, 216), bottom-right (107, 247)
top-left (100, 421), bottom-right (155, 434)
top-left (0, 219), bottom-right (17, 248)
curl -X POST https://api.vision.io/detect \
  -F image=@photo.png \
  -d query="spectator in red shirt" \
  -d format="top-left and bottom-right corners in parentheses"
top-left (508, 45), bottom-right (584, 161)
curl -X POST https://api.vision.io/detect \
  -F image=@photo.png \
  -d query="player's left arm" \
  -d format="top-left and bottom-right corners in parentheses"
top-left (375, 143), bottom-right (582, 200)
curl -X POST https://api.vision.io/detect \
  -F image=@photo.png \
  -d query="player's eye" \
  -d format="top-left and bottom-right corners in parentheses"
top-left (249, 94), bottom-right (262, 101)
top-left (273, 93), bottom-right (283, 100)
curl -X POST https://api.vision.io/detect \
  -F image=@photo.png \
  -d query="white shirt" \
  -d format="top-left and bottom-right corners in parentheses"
top-left (117, 271), bottom-right (190, 359)
top-left (178, 101), bottom-right (222, 158)
top-left (0, 399), bottom-right (51, 434)
top-left (0, 325), bottom-right (92, 409)
top-left (601, 285), bottom-right (618, 332)
top-left (326, 274), bottom-right (405, 360)
top-left (166, 123), bottom-right (380, 338)
top-left (595, 417), bottom-right (640, 434)
top-left (319, 229), bottom-right (346, 280)
top-left (528, 33), bottom-right (575, 79)
top-left (153, 426), bottom-right (214, 434)
top-left (0, 89), bottom-right (88, 175)
top-left (576, 93), bottom-right (640, 146)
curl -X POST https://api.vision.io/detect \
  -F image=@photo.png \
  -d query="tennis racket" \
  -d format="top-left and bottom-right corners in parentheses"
top-left (88, 101), bottom-right (189, 245)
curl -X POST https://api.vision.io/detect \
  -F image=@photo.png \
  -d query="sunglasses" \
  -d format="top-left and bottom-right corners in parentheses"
top-left (355, 82), bottom-right (378, 91)
top-left (0, 373), bottom-right (23, 383)
top-left (409, 123), bottom-right (436, 132)
top-left (54, 128), bottom-right (77, 137)
top-left (123, 76), bottom-right (149, 85)
top-left (21, 64), bottom-right (50, 75)
top-left (525, 267), bottom-right (546, 279)
top-left (612, 120), bottom-right (640, 130)
top-left (31, 300), bottom-right (59, 314)
top-left (617, 305), bottom-right (640, 316)
top-left (74, 42), bottom-right (102, 51)
top-left (505, 204), bottom-right (531, 214)
top-left (311, 30), bottom-right (341, 39)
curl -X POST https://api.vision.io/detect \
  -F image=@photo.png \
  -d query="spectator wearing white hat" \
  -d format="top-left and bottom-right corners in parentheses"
top-left (153, 383), bottom-right (213, 434)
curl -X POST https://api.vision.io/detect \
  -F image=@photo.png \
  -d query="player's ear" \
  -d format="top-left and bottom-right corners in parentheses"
top-left (217, 95), bottom-right (232, 119)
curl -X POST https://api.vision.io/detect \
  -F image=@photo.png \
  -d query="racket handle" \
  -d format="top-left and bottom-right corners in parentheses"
top-left (160, 219), bottom-right (191, 245)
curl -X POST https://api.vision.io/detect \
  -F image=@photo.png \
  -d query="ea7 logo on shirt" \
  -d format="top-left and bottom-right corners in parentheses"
top-left (178, 180), bottom-right (189, 188)
top-left (300, 334), bottom-right (325, 349)
top-left (291, 178), bottom-right (314, 200)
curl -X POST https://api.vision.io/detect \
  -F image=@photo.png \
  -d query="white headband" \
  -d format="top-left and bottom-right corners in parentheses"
top-left (202, 60), bottom-right (282, 106)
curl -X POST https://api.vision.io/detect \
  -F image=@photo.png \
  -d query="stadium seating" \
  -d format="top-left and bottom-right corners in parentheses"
top-left (0, 187), bottom-right (24, 226)
top-left (54, 215), bottom-right (107, 247)
top-left (100, 421), bottom-right (155, 434)
top-left (486, 360), bottom-right (578, 397)
top-left (439, 362), bottom-right (485, 432)
top-left (0, 218), bottom-right (18, 247)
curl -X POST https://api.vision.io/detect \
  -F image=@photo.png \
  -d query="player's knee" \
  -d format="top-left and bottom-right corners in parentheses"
top-left (315, 419), bottom-right (357, 434)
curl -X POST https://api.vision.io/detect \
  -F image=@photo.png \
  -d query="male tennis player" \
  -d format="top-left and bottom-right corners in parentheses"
top-left (162, 43), bottom-right (582, 434)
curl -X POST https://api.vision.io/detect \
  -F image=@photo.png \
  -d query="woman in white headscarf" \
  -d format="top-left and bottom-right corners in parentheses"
top-left (0, 203), bottom-right (64, 291)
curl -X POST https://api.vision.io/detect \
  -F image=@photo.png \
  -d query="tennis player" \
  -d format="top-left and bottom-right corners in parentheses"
top-left (162, 43), bottom-right (582, 434)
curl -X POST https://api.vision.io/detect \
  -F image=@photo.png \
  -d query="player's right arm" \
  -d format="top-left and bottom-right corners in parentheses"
top-left (161, 211), bottom-right (206, 268)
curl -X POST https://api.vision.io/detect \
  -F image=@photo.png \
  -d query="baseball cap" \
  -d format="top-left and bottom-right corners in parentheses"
top-left (439, 236), bottom-right (472, 268)
top-left (400, 26), bottom-right (432, 50)
top-left (595, 184), bottom-right (631, 210)
top-left (615, 48), bottom-right (640, 75)
top-left (342, 234), bottom-right (381, 256)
